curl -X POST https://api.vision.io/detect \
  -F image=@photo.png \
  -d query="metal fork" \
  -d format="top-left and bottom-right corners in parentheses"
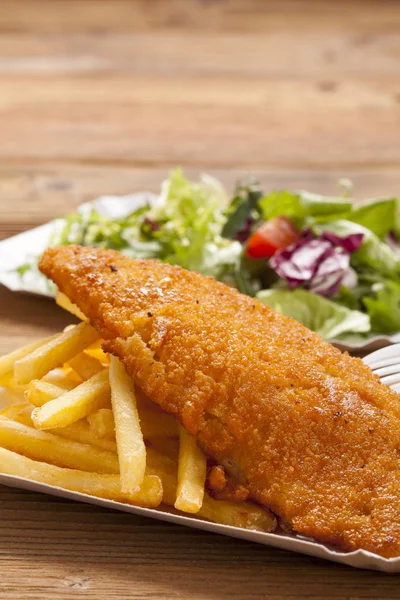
top-left (363, 344), bottom-right (400, 393)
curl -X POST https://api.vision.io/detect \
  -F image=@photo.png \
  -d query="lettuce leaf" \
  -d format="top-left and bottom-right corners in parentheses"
top-left (259, 188), bottom-right (397, 242)
top-left (362, 280), bottom-right (400, 334)
top-left (347, 198), bottom-right (397, 239)
top-left (221, 178), bottom-right (262, 240)
top-left (50, 203), bottom-right (151, 250)
top-left (298, 190), bottom-right (352, 217)
top-left (313, 220), bottom-right (400, 278)
top-left (259, 189), bottom-right (354, 230)
top-left (146, 169), bottom-right (241, 277)
top-left (257, 288), bottom-right (370, 339)
top-left (259, 190), bottom-right (307, 228)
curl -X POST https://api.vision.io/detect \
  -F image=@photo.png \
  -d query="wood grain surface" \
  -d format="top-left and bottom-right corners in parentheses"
top-left (1, 1), bottom-right (400, 597)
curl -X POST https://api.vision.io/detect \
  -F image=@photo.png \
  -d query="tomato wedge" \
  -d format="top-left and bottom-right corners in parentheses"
top-left (246, 216), bottom-right (300, 259)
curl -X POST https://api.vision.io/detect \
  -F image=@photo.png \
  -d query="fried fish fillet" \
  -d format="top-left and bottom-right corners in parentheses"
top-left (40, 245), bottom-right (400, 557)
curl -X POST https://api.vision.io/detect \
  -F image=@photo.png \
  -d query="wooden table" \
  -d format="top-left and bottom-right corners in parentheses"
top-left (1, 1), bottom-right (400, 596)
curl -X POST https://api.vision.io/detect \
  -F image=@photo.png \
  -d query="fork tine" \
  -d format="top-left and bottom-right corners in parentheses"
top-left (363, 344), bottom-right (400, 394)
top-left (379, 374), bottom-right (400, 387)
top-left (374, 364), bottom-right (400, 378)
top-left (363, 344), bottom-right (400, 369)
top-left (369, 358), bottom-right (400, 371)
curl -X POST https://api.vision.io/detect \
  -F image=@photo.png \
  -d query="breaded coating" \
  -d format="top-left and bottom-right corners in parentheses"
top-left (40, 245), bottom-right (400, 557)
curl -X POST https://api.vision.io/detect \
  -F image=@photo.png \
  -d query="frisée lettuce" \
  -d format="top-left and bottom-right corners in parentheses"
top-left (15, 169), bottom-right (241, 288)
top-left (143, 169), bottom-right (241, 276)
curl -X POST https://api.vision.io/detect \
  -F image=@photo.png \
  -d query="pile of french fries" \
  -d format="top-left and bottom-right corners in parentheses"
top-left (0, 292), bottom-right (276, 533)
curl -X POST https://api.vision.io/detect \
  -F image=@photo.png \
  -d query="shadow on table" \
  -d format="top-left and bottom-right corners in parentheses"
top-left (0, 488), bottom-right (397, 599)
top-left (0, 284), bottom-right (73, 330)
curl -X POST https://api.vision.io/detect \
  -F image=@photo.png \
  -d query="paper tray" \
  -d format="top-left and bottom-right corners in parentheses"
top-left (0, 472), bottom-right (398, 573)
top-left (1, 195), bottom-right (400, 572)
top-left (0, 398), bottom-right (395, 571)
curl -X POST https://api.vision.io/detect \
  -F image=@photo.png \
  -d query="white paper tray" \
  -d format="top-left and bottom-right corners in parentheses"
top-left (1, 196), bottom-right (400, 570)
top-left (0, 472), bottom-right (398, 572)
top-left (1, 374), bottom-right (400, 573)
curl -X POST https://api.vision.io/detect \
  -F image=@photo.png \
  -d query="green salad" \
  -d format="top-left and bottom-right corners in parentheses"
top-left (16, 169), bottom-right (400, 340)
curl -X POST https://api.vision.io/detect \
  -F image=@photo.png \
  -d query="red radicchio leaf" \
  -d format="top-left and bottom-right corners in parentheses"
top-left (320, 232), bottom-right (364, 253)
top-left (269, 231), bottom-right (364, 297)
top-left (309, 251), bottom-right (350, 296)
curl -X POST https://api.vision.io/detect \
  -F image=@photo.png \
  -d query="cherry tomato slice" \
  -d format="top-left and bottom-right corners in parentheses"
top-left (246, 216), bottom-right (300, 259)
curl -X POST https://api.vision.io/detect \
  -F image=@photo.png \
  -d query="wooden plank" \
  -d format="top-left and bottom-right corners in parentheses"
top-left (1, 0), bottom-right (400, 33)
top-left (0, 288), bottom-right (73, 355)
top-left (0, 485), bottom-right (397, 599)
top-left (0, 31), bottom-right (400, 78)
top-left (0, 2), bottom-right (399, 169)
top-left (0, 77), bottom-right (399, 166)
top-left (1, 76), bottom-right (400, 108)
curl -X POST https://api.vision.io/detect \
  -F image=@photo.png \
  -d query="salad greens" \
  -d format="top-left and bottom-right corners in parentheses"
top-left (257, 289), bottom-right (370, 340)
top-left (313, 220), bottom-right (400, 278)
top-left (362, 280), bottom-right (400, 334)
top-left (348, 198), bottom-right (397, 239)
top-left (221, 178), bottom-right (262, 240)
top-left (143, 169), bottom-right (241, 277)
top-left (42, 169), bottom-right (241, 282)
top-left (13, 168), bottom-right (400, 340)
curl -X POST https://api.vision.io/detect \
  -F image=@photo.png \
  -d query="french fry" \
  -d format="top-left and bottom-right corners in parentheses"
top-left (199, 495), bottom-right (277, 532)
top-left (87, 408), bottom-right (115, 439)
top-left (85, 340), bottom-right (108, 364)
top-left (109, 356), bottom-right (146, 494)
top-left (7, 406), bottom-right (106, 452)
top-left (0, 416), bottom-right (119, 473)
top-left (32, 369), bottom-right (111, 430)
top-left (174, 426), bottom-right (207, 514)
top-left (0, 375), bottom-right (30, 399)
top-left (14, 322), bottom-right (99, 384)
top-left (0, 334), bottom-right (58, 380)
top-left (147, 448), bottom-right (276, 532)
top-left (146, 447), bottom-right (178, 506)
top-left (86, 349), bottom-right (108, 365)
top-left (11, 405), bottom-right (118, 460)
top-left (87, 339), bottom-right (103, 351)
top-left (51, 420), bottom-right (117, 453)
top-left (1, 328), bottom-right (278, 532)
top-left (87, 407), bottom-right (178, 441)
top-left (9, 404), bottom-right (34, 427)
top-left (56, 291), bottom-right (87, 320)
top-left (0, 372), bottom-right (19, 389)
top-left (25, 381), bottom-right (66, 407)
top-left (0, 378), bottom-right (26, 403)
top-left (42, 368), bottom-right (80, 390)
top-left (68, 352), bottom-right (104, 381)
top-left (0, 403), bottom-right (31, 420)
top-left (0, 446), bottom-right (162, 507)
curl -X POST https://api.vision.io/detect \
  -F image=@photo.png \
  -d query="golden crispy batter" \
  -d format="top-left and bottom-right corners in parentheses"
top-left (207, 465), bottom-right (250, 503)
top-left (40, 245), bottom-right (400, 557)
